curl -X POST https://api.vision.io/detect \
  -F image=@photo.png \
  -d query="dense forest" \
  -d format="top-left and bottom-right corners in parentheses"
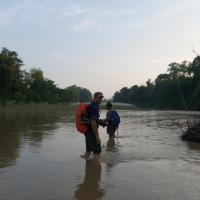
top-left (0, 48), bottom-right (92, 106)
top-left (113, 56), bottom-right (200, 110)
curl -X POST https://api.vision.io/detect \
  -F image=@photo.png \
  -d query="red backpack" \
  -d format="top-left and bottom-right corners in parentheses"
top-left (75, 103), bottom-right (89, 134)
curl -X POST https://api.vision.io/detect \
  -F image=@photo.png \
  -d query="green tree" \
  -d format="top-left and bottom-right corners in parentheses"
top-left (44, 79), bottom-right (59, 103)
top-left (191, 56), bottom-right (200, 78)
top-left (28, 68), bottom-right (45, 103)
top-left (0, 48), bottom-right (23, 105)
top-left (65, 85), bottom-right (92, 103)
top-left (79, 88), bottom-right (92, 102)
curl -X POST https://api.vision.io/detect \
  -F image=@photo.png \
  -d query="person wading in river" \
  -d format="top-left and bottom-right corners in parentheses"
top-left (104, 102), bottom-right (120, 138)
top-left (81, 92), bottom-right (104, 161)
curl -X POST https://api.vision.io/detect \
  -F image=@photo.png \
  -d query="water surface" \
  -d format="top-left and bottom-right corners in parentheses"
top-left (0, 106), bottom-right (200, 200)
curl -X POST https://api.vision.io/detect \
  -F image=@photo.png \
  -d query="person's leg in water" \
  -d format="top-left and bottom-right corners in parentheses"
top-left (109, 132), bottom-right (115, 139)
top-left (82, 127), bottom-right (102, 161)
top-left (93, 136), bottom-right (101, 162)
top-left (94, 153), bottom-right (100, 161)
top-left (81, 151), bottom-right (91, 160)
top-left (81, 151), bottom-right (100, 161)
top-left (81, 133), bottom-right (92, 160)
top-left (93, 145), bottom-right (101, 161)
top-left (107, 124), bottom-right (117, 139)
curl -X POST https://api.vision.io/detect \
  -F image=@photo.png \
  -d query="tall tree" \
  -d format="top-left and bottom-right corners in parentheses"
top-left (27, 68), bottom-right (45, 102)
top-left (0, 48), bottom-right (23, 105)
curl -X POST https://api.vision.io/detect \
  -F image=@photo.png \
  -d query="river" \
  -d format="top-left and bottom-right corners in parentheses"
top-left (0, 105), bottom-right (200, 200)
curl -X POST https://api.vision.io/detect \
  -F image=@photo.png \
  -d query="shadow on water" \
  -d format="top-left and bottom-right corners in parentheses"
top-left (0, 105), bottom-right (74, 169)
top-left (74, 161), bottom-right (105, 200)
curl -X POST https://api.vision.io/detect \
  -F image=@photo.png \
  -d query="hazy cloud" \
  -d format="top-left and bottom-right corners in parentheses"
top-left (70, 20), bottom-right (96, 32)
top-left (98, 9), bottom-right (133, 17)
top-left (129, 0), bottom-right (200, 30)
top-left (56, 7), bottom-right (133, 19)
top-left (51, 53), bottom-right (64, 59)
top-left (0, 2), bottom-right (26, 25)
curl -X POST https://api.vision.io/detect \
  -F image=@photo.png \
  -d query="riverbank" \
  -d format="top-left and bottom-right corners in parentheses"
top-left (0, 102), bottom-right (136, 112)
top-left (2, 102), bottom-right (200, 113)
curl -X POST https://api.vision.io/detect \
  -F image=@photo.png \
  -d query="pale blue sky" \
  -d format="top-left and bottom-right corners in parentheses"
top-left (1, 0), bottom-right (200, 98)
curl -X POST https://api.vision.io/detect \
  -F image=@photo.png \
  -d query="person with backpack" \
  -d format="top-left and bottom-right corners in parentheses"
top-left (104, 102), bottom-right (120, 138)
top-left (77, 92), bottom-right (104, 161)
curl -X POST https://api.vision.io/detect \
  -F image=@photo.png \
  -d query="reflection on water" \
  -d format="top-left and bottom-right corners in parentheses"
top-left (0, 105), bottom-right (74, 169)
top-left (74, 161), bottom-right (105, 200)
top-left (103, 137), bottom-right (119, 171)
top-left (0, 127), bottom-right (20, 168)
top-left (106, 137), bottom-right (116, 152)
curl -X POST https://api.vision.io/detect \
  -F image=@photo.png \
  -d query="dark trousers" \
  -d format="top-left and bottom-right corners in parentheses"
top-left (85, 130), bottom-right (101, 154)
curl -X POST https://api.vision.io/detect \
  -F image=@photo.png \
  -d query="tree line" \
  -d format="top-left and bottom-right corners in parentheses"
top-left (2, 47), bottom-right (200, 110)
top-left (0, 48), bottom-right (92, 106)
top-left (113, 56), bottom-right (200, 110)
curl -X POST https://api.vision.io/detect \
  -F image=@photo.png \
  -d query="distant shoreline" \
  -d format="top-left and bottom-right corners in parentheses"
top-left (1, 102), bottom-right (200, 112)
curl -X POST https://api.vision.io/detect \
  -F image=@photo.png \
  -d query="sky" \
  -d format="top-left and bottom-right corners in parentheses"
top-left (1, 0), bottom-right (200, 98)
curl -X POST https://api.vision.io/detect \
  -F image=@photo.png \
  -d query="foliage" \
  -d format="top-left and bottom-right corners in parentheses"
top-left (113, 58), bottom-right (200, 110)
top-left (2, 47), bottom-right (200, 110)
top-left (0, 48), bottom-right (92, 105)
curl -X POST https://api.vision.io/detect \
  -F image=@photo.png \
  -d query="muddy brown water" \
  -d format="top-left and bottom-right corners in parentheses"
top-left (0, 106), bottom-right (200, 200)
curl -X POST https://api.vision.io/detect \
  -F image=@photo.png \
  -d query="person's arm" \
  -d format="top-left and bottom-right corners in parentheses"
top-left (91, 119), bottom-right (101, 144)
